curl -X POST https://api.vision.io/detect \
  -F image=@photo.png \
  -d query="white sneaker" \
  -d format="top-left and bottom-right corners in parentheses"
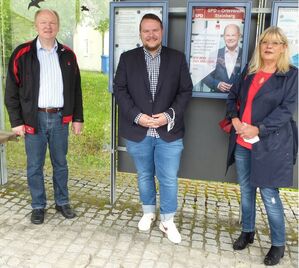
top-left (159, 218), bottom-right (181, 244)
top-left (138, 213), bottom-right (156, 231)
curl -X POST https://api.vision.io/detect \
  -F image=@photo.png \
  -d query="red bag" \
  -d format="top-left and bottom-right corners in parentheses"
top-left (220, 100), bottom-right (240, 133)
top-left (218, 118), bottom-right (232, 134)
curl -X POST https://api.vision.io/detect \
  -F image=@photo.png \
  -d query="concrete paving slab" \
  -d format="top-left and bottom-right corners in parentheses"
top-left (0, 169), bottom-right (297, 267)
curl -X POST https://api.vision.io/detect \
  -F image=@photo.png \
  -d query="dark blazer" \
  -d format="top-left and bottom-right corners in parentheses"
top-left (113, 46), bottom-right (193, 142)
top-left (226, 66), bottom-right (298, 188)
top-left (202, 47), bottom-right (242, 92)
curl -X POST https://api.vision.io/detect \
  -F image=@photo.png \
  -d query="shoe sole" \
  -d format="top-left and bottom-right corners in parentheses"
top-left (264, 255), bottom-right (284, 266)
top-left (31, 220), bottom-right (44, 224)
top-left (233, 242), bottom-right (254, 251)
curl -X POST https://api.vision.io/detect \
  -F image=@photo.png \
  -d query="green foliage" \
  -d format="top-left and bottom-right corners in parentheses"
top-left (95, 18), bottom-right (109, 56)
top-left (11, 11), bottom-right (35, 49)
top-left (80, 0), bottom-right (109, 27)
top-left (0, 0), bottom-right (12, 69)
top-left (67, 71), bottom-right (111, 173)
top-left (95, 18), bottom-right (109, 34)
top-left (5, 71), bottom-right (111, 176)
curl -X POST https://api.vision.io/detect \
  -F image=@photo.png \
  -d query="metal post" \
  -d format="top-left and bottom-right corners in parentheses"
top-left (0, 38), bottom-right (7, 185)
top-left (256, 0), bottom-right (268, 44)
top-left (261, 0), bottom-right (267, 34)
top-left (0, 145), bottom-right (7, 185)
top-left (255, 0), bottom-right (262, 45)
top-left (110, 94), bottom-right (117, 204)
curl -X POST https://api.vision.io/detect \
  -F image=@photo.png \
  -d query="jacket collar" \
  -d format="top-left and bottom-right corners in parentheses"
top-left (31, 36), bottom-right (64, 56)
top-left (36, 37), bottom-right (58, 53)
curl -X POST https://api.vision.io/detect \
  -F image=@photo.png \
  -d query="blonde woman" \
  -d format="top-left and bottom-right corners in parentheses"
top-left (226, 26), bottom-right (298, 265)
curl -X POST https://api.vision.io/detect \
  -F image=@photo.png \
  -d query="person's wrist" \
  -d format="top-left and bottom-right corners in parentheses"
top-left (254, 126), bottom-right (259, 135)
top-left (232, 118), bottom-right (239, 125)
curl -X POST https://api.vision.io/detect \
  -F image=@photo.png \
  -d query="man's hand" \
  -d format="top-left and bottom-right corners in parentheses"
top-left (72, 122), bottom-right (83, 135)
top-left (12, 125), bottom-right (25, 137)
top-left (151, 113), bottom-right (167, 128)
top-left (138, 114), bottom-right (155, 128)
top-left (217, 82), bottom-right (232, 92)
top-left (138, 114), bottom-right (167, 128)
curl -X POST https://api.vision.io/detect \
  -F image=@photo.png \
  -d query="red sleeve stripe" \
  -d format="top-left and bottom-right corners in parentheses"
top-left (13, 45), bottom-right (31, 85)
top-left (62, 115), bottom-right (73, 124)
top-left (24, 125), bottom-right (35, 134)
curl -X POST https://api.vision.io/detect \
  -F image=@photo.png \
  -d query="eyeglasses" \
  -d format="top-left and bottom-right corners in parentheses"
top-left (260, 40), bottom-right (284, 47)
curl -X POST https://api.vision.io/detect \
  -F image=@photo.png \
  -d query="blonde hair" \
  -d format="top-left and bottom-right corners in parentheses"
top-left (34, 9), bottom-right (60, 26)
top-left (248, 26), bottom-right (290, 74)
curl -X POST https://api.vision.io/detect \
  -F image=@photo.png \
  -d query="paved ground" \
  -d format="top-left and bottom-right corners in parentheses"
top-left (0, 169), bottom-right (297, 268)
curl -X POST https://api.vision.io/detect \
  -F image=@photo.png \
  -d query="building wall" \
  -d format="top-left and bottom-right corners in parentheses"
top-left (74, 25), bottom-right (109, 71)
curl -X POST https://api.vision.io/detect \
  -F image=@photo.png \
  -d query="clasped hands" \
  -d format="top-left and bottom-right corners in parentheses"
top-left (232, 118), bottom-right (259, 139)
top-left (138, 113), bottom-right (167, 128)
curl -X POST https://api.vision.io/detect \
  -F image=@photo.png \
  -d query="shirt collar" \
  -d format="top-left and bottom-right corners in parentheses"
top-left (225, 46), bottom-right (239, 54)
top-left (37, 38), bottom-right (58, 52)
top-left (143, 46), bottom-right (162, 59)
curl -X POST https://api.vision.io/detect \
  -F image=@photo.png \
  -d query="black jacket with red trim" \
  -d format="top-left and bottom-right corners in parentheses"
top-left (5, 37), bottom-right (84, 134)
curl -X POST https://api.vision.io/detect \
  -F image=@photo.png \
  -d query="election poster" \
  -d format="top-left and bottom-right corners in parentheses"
top-left (185, 2), bottom-right (251, 98)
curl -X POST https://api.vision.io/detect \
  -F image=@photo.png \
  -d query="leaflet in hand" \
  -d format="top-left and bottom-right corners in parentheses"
top-left (243, 136), bottom-right (260, 144)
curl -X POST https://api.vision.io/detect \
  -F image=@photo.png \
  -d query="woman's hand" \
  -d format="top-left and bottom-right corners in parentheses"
top-left (238, 123), bottom-right (259, 139)
top-left (232, 118), bottom-right (243, 133)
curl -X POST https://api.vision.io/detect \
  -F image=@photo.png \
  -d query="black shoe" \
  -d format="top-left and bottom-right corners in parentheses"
top-left (31, 209), bottom-right (45, 224)
top-left (233, 231), bottom-right (255, 250)
top-left (264, 245), bottom-right (285, 266)
top-left (55, 204), bottom-right (76, 219)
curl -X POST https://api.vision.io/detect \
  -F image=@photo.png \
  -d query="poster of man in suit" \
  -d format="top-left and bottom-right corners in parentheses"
top-left (190, 7), bottom-right (246, 95)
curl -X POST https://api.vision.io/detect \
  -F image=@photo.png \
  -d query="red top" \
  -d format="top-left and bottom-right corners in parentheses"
top-left (237, 71), bottom-right (272, 149)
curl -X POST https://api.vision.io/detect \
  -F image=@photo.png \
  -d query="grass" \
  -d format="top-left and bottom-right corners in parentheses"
top-left (5, 71), bottom-right (111, 177)
top-left (4, 70), bottom-right (298, 191)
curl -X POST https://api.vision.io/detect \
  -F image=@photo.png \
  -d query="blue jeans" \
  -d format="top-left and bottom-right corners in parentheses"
top-left (25, 111), bottom-right (69, 209)
top-left (234, 144), bottom-right (285, 246)
top-left (126, 137), bottom-right (183, 221)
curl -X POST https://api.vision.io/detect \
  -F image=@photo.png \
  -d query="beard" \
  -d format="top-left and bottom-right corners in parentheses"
top-left (143, 43), bottom-right (161, 52)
